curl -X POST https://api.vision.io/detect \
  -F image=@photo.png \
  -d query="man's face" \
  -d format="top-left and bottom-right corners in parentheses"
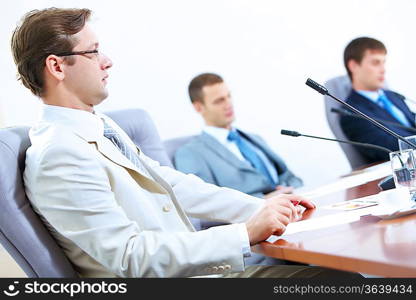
top-left (349, 49), bottom-right (386, 91)
top-left (63, 24), bottom-right (113, 110)
top-left (194, 82), bottom-right (235, 129)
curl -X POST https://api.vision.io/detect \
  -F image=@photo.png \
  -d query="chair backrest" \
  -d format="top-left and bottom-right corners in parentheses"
top-left (163, 136), bottom-right (195, 167)
top-left (0, 127), bottom-right (78, 278)
top-left (105, 108), bottom-right (173, 168)
top-left (324, 75), bottom-right (369, 169)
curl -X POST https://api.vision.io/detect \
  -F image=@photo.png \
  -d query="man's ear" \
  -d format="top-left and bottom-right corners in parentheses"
top-left (347, 59), bottom-right (359, 74)
top-left (44, 55), bottom-right (66, 81)
top-left (193, 100), bottom-right (204, 113)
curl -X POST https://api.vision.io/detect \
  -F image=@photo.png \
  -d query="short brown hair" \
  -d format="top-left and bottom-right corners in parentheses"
top-left (343, 37), bottom-right (387, 80)
top-left (188, 73), bottom-right (224, 103)
top-left (11, 8), bottom-right (91, 97)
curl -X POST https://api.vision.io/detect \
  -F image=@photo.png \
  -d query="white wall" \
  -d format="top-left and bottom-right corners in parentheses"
top-left (1, 0), bottom-right (416, 188)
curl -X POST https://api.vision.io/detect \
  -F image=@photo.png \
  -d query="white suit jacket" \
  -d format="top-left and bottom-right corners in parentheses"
top-left (23, 105), bottom-right (264, 278)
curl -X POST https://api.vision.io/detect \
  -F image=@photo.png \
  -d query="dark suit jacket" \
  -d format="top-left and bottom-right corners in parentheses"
top-left (340, 89), bottom-right (416, 164)
top-left (174, 129), bottom-right (303, 198)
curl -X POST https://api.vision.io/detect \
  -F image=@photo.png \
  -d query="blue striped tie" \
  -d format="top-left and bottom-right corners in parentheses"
top-left (103, 120), bottom-right (149, 175)
top-left (227, 130), bottom-right (275, 186)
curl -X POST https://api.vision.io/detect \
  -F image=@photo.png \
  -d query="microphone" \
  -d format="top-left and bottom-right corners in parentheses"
top-left (330, 107), bottom-right (416, 134)
top-left (280, 129), bottom-right (392, 154)
top-left (305, 78), bottom-right (416, 150)
top-left (281, 129), bottom-right (398, 191)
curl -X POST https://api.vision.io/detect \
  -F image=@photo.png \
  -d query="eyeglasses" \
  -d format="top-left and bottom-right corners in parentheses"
top-left (55, 49), bottom-right (99, 57)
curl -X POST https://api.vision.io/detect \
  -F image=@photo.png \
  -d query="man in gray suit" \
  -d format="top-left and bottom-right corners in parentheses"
top-left (175, 73), bottom-right (302, 199)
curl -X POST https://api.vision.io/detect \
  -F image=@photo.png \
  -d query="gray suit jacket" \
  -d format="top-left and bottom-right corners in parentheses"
top-left (174, 130), bottom-right (302, 198)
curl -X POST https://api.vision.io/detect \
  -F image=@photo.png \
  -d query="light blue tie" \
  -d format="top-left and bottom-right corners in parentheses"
top-left (103, 120), bottom-right (149, 175)
top-left (377, 94), bottom-right (411, 127)
top-left (227, 130), bottom-right (275, 186)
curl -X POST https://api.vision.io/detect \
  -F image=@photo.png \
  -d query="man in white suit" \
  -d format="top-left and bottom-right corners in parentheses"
top-left (13, 8), bottom-right (358, 278)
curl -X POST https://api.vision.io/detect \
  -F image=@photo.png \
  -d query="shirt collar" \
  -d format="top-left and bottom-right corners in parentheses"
top-left (356, 89), bottom-right (385, 103)
top-left (203, 125), bottom-right (234, 144)
top-left (39, 104), bottom-right (107, 142)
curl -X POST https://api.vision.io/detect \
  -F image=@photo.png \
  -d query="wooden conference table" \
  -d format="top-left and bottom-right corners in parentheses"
top-left (252, 169), bottom-right (416, 277)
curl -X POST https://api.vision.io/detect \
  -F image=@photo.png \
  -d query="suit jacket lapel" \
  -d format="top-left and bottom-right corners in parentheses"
top-left (96, 139), bottom-right (195, 230)
top-left (94, 138), bottom-right (167, 194)
top-left (238, 130), bottom-right (287, 174)
top-left (199, 132), bottom-right (254, 172)
top-left (385, 90), bottom-right (415, 126)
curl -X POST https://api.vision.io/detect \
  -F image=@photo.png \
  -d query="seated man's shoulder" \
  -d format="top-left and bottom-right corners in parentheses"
top-left (345, 88), bottom-right (356, 102)
top-left (174, 136), bottom-right (210, 168)
top-left (175, 135), bottom-right (204, 154)
top-left (28, 123), bottom-right (95, 161)
top-left (385, 89), bottom-right (405, 101)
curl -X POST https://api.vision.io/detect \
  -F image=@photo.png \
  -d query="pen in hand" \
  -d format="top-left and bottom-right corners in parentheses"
top-left (291, 199), bottom-right (300, 206)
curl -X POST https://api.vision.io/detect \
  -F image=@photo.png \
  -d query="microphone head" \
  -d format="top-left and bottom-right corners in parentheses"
top-left (281, 129), bottom-right (301, 137)
top-left (305, 78), bottom-right (329, 95)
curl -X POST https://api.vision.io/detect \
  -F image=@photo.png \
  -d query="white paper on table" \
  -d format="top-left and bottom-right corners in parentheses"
top-left (266, 188), bottom-right (414, 243)
top-left (297, 162), bottom-right (391, 200)
top-left (266, 208), bottom-right (370, 243)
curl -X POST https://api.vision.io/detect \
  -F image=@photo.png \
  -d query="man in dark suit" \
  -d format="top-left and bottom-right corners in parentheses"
top-left (174, 73), bottom-right (302, 199)
top-left (340, 37), bottom-right (416, 164)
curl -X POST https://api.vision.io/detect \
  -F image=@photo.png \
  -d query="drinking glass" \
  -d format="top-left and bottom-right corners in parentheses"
top-left (398, 135), bottom-right (416, 152)
top-left (389, 149), bottom-right (416, 198)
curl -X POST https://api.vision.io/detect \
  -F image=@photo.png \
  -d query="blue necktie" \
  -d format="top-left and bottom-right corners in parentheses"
top-left (103, 120), bottom-right (149, 175)
top-left (227, 130), bottom-right (275, 186)
top-left (377, 94), bottom-right (411, 127)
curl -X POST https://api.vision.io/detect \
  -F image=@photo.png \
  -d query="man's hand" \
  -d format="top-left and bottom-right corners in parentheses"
top-left (245, 194), bottom-right (315, 245)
